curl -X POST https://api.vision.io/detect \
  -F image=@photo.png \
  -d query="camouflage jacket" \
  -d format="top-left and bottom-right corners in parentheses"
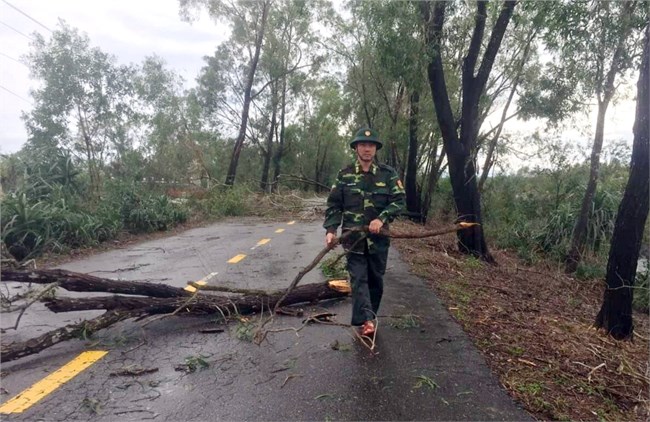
top-left (323, 161), bottom-right (405, 254)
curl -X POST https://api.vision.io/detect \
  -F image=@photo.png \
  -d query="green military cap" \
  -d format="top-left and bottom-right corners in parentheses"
top-left (350, 127), bottom-right (383, 150)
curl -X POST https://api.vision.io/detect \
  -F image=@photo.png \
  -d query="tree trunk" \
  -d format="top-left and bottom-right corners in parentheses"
top-left (41, 282), bottom-right (346, 315)
top-left (1, 268), bottom-right (188, 297)
top-left (225, 0), bottom-right (270, 186)
top-left (594, 25), bottom-right (649, 340)
top-left (565, 102), bottom-right (609, 272)
top-left (0, 280), bottom-right (348, 363)
top-left (420, 0), bottom-right (516, 261)
top-left (272, 74), bottom-right (287, 192)
top-left (260, 86), bottom-right (278, 193)
top-left (405, 90), bottom-right (421, 219)
top-left (565, 3), bottom-right (635, 273)
top-left (422, 138), bottom-right (445, 223)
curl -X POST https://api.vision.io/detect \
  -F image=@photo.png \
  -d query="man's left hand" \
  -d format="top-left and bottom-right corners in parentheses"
top-left (369, 218), bottom-right (383, 234)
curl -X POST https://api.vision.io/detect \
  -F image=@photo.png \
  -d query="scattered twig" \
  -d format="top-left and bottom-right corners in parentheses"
top-left (198, 328), bottom-right (225, 334)
top-left (281, 373), bottom-right (303, 388)
top-left (109, 367), bottom-right (159, 377)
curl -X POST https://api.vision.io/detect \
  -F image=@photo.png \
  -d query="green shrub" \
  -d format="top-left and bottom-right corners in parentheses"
top-left (482, 167), bottom-right (623, 265)
top-left (1, 180), bottom-right (186, 260)
top-left (109, 182), bottom-right (188, 234)
top-left (202, 185), bottom-right (250, 218)
top-left (1, 190), bottom-right (118, 260)
top-left (575, 262), bottom-right (606, 280)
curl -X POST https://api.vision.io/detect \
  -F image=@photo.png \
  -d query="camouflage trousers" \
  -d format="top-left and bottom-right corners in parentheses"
top-left (346, 245), bottom-right (389, 326)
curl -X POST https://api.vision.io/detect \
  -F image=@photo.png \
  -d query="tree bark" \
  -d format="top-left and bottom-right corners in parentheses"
top-left (43, 282), bottom-right (347, 315)
top-left (1, 310), bottom-right (138, 363)
top-left (0, 276), bottom-right (348, 363)
top-left (594, 25), bottom-right (649, 340)
top-left (260, 84), bottom-right (278, 193)
top-left (420, 0), bottom-right (516, 262)
top-left (565, 102), bottom-right (609, 272)
top-left (1, 269), bottom-right (188, 298)
top-left (225, 0), bottom-right (270, 186)
top-left (272, 73), bottom-right (287, 191)
top-left (405, 90), bottom-right (421, 219)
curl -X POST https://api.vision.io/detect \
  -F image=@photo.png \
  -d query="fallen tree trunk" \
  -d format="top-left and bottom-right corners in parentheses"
top-left (1, 269), bottom-right (188, 298)
top-left (1, 310), bottom-right (141, 362)
top-left (43, 282), bottom-right (346, 315)
top-left (0, 274), bottom-right (347, 362)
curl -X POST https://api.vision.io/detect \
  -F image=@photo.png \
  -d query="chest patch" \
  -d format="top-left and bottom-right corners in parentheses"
top-left (375, 182), bottom-right (386, 187)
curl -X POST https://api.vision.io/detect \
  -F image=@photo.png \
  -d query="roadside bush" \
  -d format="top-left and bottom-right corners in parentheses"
top-left (1, 190), bottom-right (118, 261)
top-left (482, 168), bottom-right (622, 264)
top-left (201, 185), bottom-right (251, 218)
top-left (110, 183), bottom-right (188, 233)
top-left (1, 180), bottom-right (188, 261)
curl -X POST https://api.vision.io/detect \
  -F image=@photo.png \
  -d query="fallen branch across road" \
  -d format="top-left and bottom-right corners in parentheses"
top-left (0, 269), bottom-right (349, 362)
top-left (254, 223), bottom-right (477, 343)
top-left (0, 223), bottom-right (476, 361)
top-left (272, 222), bottom-right (477, 313)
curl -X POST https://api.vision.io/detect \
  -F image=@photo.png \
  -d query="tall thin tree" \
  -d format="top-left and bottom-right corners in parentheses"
top-left (595, 24), bottom-right (649, 340)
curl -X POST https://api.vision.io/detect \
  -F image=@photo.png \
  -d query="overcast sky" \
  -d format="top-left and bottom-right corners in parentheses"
top-left (0, 0), bottom-right (225, 154)
top-left (0, 0), bottom-right (639, 158)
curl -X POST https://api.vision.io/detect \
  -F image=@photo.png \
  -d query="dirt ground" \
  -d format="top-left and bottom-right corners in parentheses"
top-left (391, 220), bottom-right (650, 421)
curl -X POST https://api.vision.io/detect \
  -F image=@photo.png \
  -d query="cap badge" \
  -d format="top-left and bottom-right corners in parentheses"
top-left (364, 130), bottom-right (371, 136)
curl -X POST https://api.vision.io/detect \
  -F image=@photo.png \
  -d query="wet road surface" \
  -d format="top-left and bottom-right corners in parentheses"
top-left (0, 219), bottom-right (531, 420)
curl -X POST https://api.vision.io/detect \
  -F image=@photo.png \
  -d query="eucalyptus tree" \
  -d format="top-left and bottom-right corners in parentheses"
top-left (23, 21), bottom-right (138, 198)
top-left (180, 0), bottom-right (272, 186)
top-left (256, 0), bottom-right (327, 192)
top-left (288, 78), bottom-right (349, 191)
top-left (595, 25), bottom-right (649, 340)
top-left (419, 1), bottom-right (517, 262)
top-left (512, 1), bottom-right (648, 272)
top-left (558, 2), bottom-right (648, 273)
top-left (362, 0), bottom-right (430, 217)
top-left (135, 56), bottom-right (212, 185)
top-left (327, 1), bottom-right (433, 216)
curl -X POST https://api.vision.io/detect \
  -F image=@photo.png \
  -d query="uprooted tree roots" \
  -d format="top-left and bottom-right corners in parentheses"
top-left (0, 223), bottom-right (473, 362)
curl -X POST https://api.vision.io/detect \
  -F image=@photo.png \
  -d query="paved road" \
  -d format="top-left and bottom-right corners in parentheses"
top-left (0, 219), bottom-right (531, 421)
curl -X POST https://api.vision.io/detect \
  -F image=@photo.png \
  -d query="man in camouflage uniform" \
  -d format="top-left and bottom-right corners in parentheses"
top-left (324, 128), bottom-right (405, 336)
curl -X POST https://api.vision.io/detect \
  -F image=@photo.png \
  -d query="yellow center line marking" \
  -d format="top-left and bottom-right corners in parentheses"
top-left (275, 228), bottom-right (285, 233)
top-left (0, 351), bottom-right (108, 414)
top-left (287, 221), bottom-right (295, 225)
top-left (184, 272), bottom-right (218, 292)
top-left (250, 238), bottom-right (271, 250)
top-left (227, 254), bottom-right (247, 264)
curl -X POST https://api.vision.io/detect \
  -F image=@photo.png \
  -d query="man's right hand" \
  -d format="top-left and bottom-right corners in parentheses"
top-left (326, 232), bottom-right (337, 247)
